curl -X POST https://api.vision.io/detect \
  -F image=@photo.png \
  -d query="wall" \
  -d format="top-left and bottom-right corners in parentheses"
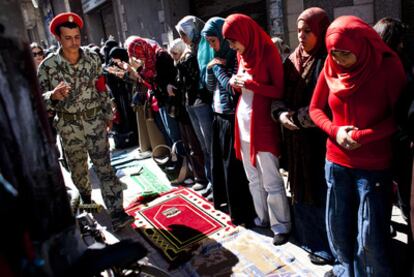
top-left (83, 8), bottom-right (107, 44)
top-left (268, 0), bottom-right (285, 38)
top-left (163, 0), bottom-right (190, 43)
top-left (284, 0), bottom-right (402, 49)
top-left (191, 0), bottom-right (268, 31)
top-left (284, 0), bottom-right (303, 49)
top-left (0, 0), bottom-right (28, 42)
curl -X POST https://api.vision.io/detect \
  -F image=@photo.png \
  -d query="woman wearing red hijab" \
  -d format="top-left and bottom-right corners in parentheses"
top-left (223, 14), bottom-right (291, 245)
top-left (272, 7), bottom-right (333, 265)
top-left (310, 16), bottom-right (406, 276)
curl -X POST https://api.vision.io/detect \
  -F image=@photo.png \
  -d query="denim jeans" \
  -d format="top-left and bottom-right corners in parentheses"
top-left (158, 106), bottom-right (184, 155)
top-left (325, 160), bottom-right (393, 277)
top-left (186, 104), bottom-right (213, 182)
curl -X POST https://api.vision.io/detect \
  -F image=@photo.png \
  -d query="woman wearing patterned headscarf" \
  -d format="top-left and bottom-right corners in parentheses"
top-left (202, 16), bottom-right (256, 226)
top-left (310, 16), bottom-right (406, 276)
top-left (223, 14), bottom-right (290, 245)
top-left (271, 7), bottom-right (333, 264)
top-left (126, 36), bottom-right (183, 157)
top-left (175, 16), bottom-right (215, 192)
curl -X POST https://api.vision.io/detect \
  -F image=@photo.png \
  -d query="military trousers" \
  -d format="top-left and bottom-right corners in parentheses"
top-left (56, 113), bottom-right (123, 215)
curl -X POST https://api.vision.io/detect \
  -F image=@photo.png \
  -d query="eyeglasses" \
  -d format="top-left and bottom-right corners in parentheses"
top-left (32, 51), bottom-right (44, 57)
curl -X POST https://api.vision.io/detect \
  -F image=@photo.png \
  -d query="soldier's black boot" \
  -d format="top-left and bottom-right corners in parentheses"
top-left (111, 211), bottom-right (134, 232)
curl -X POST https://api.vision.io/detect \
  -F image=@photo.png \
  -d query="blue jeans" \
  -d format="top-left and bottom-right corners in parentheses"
top-left (158, 106), bottom-right (184, 155)
top-left (325, 160), bottom-right (393, 277)
top-left (186, 104), bottom-right (213, 182)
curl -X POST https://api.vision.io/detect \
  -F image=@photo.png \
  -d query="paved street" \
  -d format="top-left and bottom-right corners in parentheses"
top-left (60, 142), bottom-right (412, 276)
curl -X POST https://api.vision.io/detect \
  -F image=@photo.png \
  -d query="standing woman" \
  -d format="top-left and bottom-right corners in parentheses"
top-left (168, 38), bottom-right (209, 189)
top-left (201, 17), bottom-right (256, 225)
top-left (176, 16), bottom-right (214, 190)
top-left (271, 8), bottom-right (333, 263)
top-left (309, 16), bottom-right (406, 276)
top-left (223, 14), bottom-right (291, 245)
top-left (126, 36), bottom-right (182, 152)
top-left (374, 17), bottom-right (414, 226)
top-left (105, 47), bottom-right (138, 149)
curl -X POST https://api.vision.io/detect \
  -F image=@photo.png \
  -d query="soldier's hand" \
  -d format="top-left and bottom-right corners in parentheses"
top-left (51, 82), bottom-right (71, 101)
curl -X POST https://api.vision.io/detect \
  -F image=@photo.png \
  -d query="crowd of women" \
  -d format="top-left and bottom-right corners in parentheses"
top-left (32, 7), bottom-right (414, 277)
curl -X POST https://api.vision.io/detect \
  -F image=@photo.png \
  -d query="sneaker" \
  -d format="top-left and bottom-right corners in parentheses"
top-left (112, 211), bottom-right (135, 232)
top-left (308, 253), bottom-right (331, 265)
top-left (192, 182), bottom-right (207, 191)
top-left (273, 233), bottom-right (289, 246)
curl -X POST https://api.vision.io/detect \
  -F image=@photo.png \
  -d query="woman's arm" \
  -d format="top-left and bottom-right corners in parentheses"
top-left (212, 65), bottom-right (232, 92)
top-left (309, 72), bottom-right (338, 139)
top-left (351, 58), bottom-right (407, 144)
top-left (243, 46), bottom-right (283, 99)
top-left (206, 67), bottom-right (218, 92)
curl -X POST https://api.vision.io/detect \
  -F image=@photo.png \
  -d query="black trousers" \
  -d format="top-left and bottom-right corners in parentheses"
top-left (178, 112), bottom-right (208, 184)
top-left (211, 113), bottom-right (256, 225)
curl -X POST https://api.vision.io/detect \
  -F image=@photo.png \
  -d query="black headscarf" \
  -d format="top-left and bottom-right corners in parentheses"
top-left (103, 39), bottom-right (118, 64)
top-left (109, 47), bottom-right (129, 63)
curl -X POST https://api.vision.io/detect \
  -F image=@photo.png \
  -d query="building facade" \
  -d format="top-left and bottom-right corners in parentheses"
top-left (284, 0), bottom-right (403, 49)
top-left (18, 0), bottom-right (409, 50)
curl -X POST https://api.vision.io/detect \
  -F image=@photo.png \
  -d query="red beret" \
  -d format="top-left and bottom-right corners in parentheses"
top-left (49, 12), bottom-right (83, 36)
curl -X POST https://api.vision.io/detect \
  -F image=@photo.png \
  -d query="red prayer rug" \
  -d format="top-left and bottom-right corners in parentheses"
top-left (126, 187), bottom-right (236, 265)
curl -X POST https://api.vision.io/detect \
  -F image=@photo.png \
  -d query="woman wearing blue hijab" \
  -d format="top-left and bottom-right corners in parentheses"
top-left (201, 17), bottom-right (255, 226)
top-left (175, 16), bottom-right (214, 193)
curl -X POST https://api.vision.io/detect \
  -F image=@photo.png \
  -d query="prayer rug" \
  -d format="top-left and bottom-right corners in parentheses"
top-left (121, 164), bottom-right (171, 200)
top-left (126, 187), bottom-right (236, 265)
top-left (182, 229), bottom-right (318, 277)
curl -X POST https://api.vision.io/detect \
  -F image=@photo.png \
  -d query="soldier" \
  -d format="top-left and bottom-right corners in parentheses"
top-left (37, 12), bottom-right (134, 231)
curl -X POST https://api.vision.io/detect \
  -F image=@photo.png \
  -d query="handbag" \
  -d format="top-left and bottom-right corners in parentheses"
top-left (152, 141), bottom-right (189, 185)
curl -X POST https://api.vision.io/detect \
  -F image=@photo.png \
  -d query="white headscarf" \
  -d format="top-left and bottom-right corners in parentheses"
top-left (175, 15), bottom-right (205, 46)
top-left (168, 38), bottom-right (188, 62)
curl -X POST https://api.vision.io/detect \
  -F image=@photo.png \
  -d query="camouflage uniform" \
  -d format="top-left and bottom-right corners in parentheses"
top-left (38, 47), bottom-right (124, 216)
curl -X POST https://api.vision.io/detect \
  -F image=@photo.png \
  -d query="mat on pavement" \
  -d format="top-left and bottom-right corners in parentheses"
top-left (126, 187), bottom-right (236, 265)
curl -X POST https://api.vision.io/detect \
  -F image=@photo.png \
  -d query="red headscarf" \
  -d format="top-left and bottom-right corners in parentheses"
top-left (293, 7), bottom-right (330, 74)
top-left (223, 14), bottom-right (275, 75)
top-left (127, 37), bottom-right (162, 80)
top-left (324, 16), bottom-right (396, 98)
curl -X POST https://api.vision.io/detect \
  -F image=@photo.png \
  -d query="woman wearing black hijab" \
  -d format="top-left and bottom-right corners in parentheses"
top-left (104, 47), bottom-right (138, 148)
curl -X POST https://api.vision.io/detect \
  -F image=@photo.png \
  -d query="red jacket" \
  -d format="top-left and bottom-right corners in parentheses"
top-left (310, 56), bottom-right (406, 170)
top-left (234, 44), bottom-right (284, 166)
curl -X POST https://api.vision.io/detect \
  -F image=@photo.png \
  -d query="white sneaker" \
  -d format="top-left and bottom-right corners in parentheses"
top-left (192, 182), bottom-right (207, 191)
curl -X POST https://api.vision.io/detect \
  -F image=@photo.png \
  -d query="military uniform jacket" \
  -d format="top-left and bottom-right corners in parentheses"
top-left (38, 47), bottom-right (112, 121)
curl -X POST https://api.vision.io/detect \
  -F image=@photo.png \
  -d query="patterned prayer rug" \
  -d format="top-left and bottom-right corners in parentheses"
top-left (121, 164), bottom-right (171, 199)
top-left (126, 187), bottom-right (236, 265)
top-left (182, 229), bottom-right (318, 277)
